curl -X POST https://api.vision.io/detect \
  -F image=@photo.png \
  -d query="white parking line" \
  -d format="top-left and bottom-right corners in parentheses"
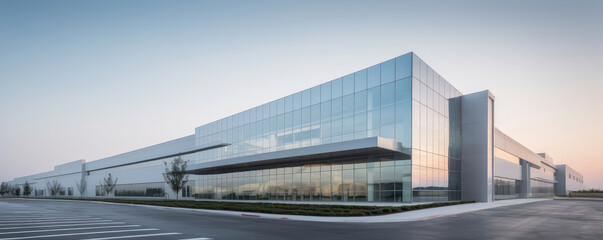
top-left (0, 217), bottom-right (92, 221)
top-left (0, 218), bottom-right (102, 223)
top-left (0, 220), bottom-right (114, 226)
top-left (0, 216), bottom-right (67, 220)
top-left (0, 228), bottom-right (158, 240)
top-left (81, 232), bottom-right (183, 240)
top-left (0, 225), bottom-right (140, 235)
top-left (178, 238), bottom-right (214, 240)
top-left (0, 222), bottom-right (126, 230)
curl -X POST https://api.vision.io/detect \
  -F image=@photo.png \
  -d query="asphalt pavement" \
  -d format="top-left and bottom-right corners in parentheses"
top-left (0, 198), bottom-right (601, 240)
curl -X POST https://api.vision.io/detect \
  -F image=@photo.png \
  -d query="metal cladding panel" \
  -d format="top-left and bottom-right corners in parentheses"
top-left (494, 157), bottom-right (522, 180)
top-left (460, 90), bottom-right (495, 203)
top-left (54, 159), bottom-right (85, 175)
top-left (85, 135), bottom-right (196, 171)
top-left (494, 128), bottom-right (551, 167)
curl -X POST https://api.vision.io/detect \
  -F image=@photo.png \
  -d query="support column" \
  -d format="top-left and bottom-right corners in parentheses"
top-left (460, 90), bottom-right (495, 202)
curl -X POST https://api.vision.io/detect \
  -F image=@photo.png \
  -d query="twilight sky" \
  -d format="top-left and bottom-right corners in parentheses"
top-left (1, 1), bottom-right (602, 188)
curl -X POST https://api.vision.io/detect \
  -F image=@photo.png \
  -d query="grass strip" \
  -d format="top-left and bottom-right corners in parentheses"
top-left (7, 197), bottom-right (475, 217)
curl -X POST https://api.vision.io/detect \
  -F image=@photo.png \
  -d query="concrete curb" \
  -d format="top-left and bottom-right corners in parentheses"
top-left (554, 197), bottom-right (603, 201)
top-left (6, 198), bottom-right (550, 223)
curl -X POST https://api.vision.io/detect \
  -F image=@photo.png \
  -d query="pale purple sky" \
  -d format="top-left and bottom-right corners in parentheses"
top-left (1, 0), bottom-right (602, 188)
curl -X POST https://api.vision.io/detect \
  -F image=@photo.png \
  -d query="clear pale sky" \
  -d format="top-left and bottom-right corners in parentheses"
top-left (1, 1), bottom-right (602, 188)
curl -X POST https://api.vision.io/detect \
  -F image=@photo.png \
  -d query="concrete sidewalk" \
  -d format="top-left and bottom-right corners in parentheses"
top-left (130, 198), bottom-right (550, 223)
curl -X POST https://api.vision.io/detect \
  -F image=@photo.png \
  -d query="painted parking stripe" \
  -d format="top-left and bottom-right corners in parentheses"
top-left (0, 225), bottom-right (140, 235)
top-left (178, 238), bottom-right (214, 240)
top-left (0, 218), bottom-right (102, 223)
top-left (0, 217), bottom-right (72, 220)
top-left (81, 232), bottom-right (183, 240)
top-left (0, 217), bottom-right (92, 221)
top-left (0, 228), bottom-right (158, 240)
top-left (0, 215), bottom-right (82, 219)
top-left (0, 220), bottom-right (114, 226)
top-left (0, 222), bottom-right (126, 230)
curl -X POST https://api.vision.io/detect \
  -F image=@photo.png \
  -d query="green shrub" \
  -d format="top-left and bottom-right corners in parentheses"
top-left (28, 197), bottom-right (475, 217)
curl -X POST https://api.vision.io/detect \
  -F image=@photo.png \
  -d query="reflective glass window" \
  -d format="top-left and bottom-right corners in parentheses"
top-left (321, 82), bottom-right (331, 102)
top-left (332, 78), bottom-right (342, 99)
top-left (342, 95), bottom-right (354, 116)
top-left (302, 107), bottom-right (311, 125)
top-left (311, 104), bottom-right (320, 123)
top-left (277, 98), bottom-right (285, 115)
top-left (293, 92), bottom-right (302, 110)
top-left (355, 111), bottom-right (367, 132)
top-left (263, 103), bottom-right (270, 119)
top-left (396, 54), bottom-right (412, 80)
top-left (368, 110), bottom-right (380, 130)
top-left (367, 87), bottom-right (380, 111)
top-left (302, 89), bottom-right (312, 108)
top-left (270, 101), bottom-right (277, 117)
top-left (381, 82), bottom-right (395, 107)
top-left (343, 74), bottom-right (354, 96)
top-left (293, 109), bottom-right (302, 127)
top-left (355, 69), bottom-right (367, 92)
top-left (354, 90), bottom-right (367, 113)
top-left (331, 97), bottom-right (342, 117)
top-left (368, 65), bottom-right (380, 88)
top-left (381, 105), bottom-right (395, 127)
top-left (331, 118), bottom-right (342, 136)
top-left (285, 95), bottom-right (293, 113)
top-left (381, 59), bottom-right (395, 84)
top-left (397, 78), bottom-right (412, 104)
top-left (321, 101), bottom-right (331, 121)
top-left (311, 86), bottom-right (321, 105)
top-left (342, 117), bottom-right (354, 135)
top-left (284, 112), bottom-right (293, 129)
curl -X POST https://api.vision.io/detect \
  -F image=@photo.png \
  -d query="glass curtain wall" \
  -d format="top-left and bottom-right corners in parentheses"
top-left (494, 177), bottom-right (521, 200)
top-left (189, 53), bottom-right (421, 203)
top-left (192, 54), bottom-right (413, 166)
top-left (194, 155), bottom-right (412, 203)
top-left (530, 179), bottom-right (554, 198)
top-left (114, 182), bottom-right (166, 198)
top-left (529, 164), bottom-right (555, 198)
top-left (410, 54), bottom-right (463, 202)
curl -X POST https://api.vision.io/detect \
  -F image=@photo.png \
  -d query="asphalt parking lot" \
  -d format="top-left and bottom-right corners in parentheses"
top-left (0, 198), bottom-right (601, 240)
top-left (0, 200), bottom-right (210, 240)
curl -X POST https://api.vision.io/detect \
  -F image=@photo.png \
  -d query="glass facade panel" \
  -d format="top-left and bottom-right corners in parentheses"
top-left (195, 154), bottom-right (411, 202)
top-left (409, 56), bottom-right (461, 202)
top-left (355, 69), bottom-right (367, 92)
top-left (343, 74), bottom-right (355, 96)
top-left (380, 59), bottom-right (395, 84)
top-left (114, 182), bottom-right (166, 198)
top-left (530, 179), bottom-right (554, 198)
top-left (494, 177), bottom-right (520, 200)
top-left (367, 65), bottom-right (380, 88)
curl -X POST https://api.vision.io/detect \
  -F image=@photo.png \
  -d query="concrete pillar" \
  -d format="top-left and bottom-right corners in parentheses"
top-left (461, 90), bottom-right (495, 202)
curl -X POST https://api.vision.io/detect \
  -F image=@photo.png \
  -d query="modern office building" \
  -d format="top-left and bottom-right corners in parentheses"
top-left (5, 52), bottom-right (584, 203)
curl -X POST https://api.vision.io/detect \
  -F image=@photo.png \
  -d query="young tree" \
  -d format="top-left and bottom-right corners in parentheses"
top-left (101, 173), bottom-right (118, 197)
top-left (163, 156), bottom-right (189, 201)
top-left (0, 182), bottom-right (9, 197)
top-left (46, 180), bottom-right (62, 196)
top-left (76, 178), bottom-right (87, 197)
top-left (23, 181), bottom-right (32, 196)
